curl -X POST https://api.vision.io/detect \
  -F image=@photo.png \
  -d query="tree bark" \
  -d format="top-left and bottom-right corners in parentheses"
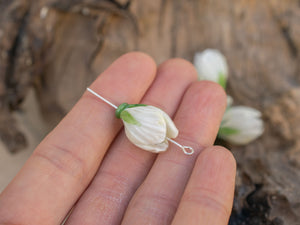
top-left (0, 0), bottom-right (299, 223)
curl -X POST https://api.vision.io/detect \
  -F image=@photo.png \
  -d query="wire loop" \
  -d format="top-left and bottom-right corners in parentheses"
top-left (167, 138), bottom-right (194, 155)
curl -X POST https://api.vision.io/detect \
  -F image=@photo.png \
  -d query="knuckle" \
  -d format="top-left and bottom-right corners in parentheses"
top-left (132, 192), bottom-right (179, 221)
top-left (93, 170), bottom-right (130, 204)
top-left (33, 142), bottom-right (87, 183)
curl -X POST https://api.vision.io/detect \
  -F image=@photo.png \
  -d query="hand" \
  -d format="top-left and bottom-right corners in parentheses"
top-left (0, 52), bottom-right (236, 225)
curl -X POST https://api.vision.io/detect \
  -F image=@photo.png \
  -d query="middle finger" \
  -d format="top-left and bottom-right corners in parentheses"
top-left (121, 81), bottom-right (227, 225)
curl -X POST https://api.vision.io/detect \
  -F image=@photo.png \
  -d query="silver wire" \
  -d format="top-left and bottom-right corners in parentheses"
top-left (87, 88), bottom-right (118, 109)
top-left (167, 138), bottom-right (194, 155)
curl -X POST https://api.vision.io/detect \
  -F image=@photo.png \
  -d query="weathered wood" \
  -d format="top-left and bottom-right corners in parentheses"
top-left (0, 0), bottom-right (299, 223)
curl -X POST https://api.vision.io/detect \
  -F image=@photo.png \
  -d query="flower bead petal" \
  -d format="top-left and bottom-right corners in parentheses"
top-left (147, 106), bottom-right (179, 139)
top-left (119, 105), bottom-right (180, 153)
top-left (219, 106), bottom-right (264, 145)
top-left (134, 140), bottom-right (169, 153)
top-left (123, 106), bottom-right (167, 145)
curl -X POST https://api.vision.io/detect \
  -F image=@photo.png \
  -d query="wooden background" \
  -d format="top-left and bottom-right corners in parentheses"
top-left (0, 0), bottom-right (299, 224)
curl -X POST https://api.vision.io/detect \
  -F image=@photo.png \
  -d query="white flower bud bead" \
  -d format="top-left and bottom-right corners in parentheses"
top-left (116, 104), bottom-right (178, 153)
top-left (227, 95), bottom-right (233, 108)
top-left (194, 49), bottom-right (228, 88)
top-left (86, 88), bottom-right (194, 155)
top-left (218, 106), bottom-right (264, 145)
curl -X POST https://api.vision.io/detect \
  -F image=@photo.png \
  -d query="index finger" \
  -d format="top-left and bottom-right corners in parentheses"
top-left (0, 52), bottom-right (156, 225)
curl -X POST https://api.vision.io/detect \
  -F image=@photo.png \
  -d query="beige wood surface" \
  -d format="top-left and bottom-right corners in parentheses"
top-left (0, 0), bottom-right (299, 223)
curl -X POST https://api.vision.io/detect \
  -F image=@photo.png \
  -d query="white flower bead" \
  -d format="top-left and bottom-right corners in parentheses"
top-left (119, 105), bottom-right (178, 153)
top-left (219, 106), bottom-right (264, 145)
top-left (86, 88), bottom-right (194, 155)
top-left (194, 49), bottom-right (228, 88)
top-left (227, 95), bottom-right (233, 108)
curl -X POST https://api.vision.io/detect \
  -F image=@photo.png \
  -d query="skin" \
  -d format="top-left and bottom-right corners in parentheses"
top-left (0, 52), bottom-right (236, 225)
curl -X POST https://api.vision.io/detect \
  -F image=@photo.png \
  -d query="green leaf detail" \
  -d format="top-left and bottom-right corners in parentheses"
top-left (218, 72), bottom-right (227, 89)
top-left (120, 111), bottom-right (140, 125)
top-left (218, 127), bottom-right (239, 136)
top-left (115, 103), bottom-right (147, 118)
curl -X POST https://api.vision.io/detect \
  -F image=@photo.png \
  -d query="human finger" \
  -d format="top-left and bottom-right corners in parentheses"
top-left (121, 81), bottom-right (227, 225)
top-left (65, 58), bottom-right (198, 225)
top-left (0, 52), bottom-right (156, 225)
top-left (172, 146), bottom-right (236, 225)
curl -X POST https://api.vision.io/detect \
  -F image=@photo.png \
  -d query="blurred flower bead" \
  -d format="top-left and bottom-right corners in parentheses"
top-left (218, 106), bottom-right (264, 145)
top-left (227, 95), bottom-right (233, 108)
top-left (116, 104), bottom-right (178, 153)
top-left (194, 49), bottom-right (228, 88)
